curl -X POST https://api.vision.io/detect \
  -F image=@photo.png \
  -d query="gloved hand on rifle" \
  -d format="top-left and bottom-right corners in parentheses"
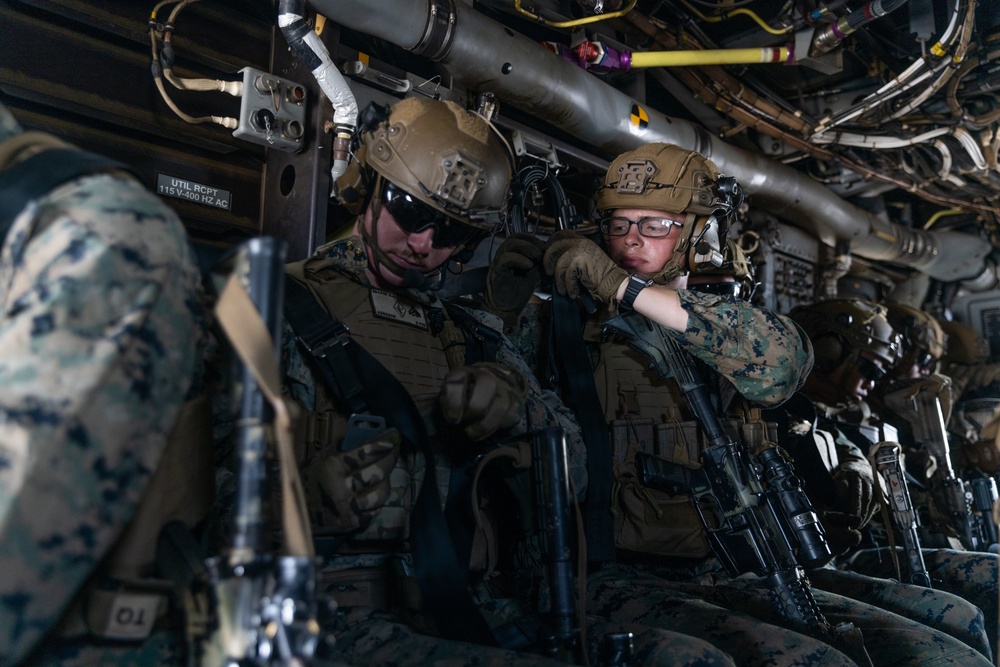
top-left (834, 459), bottom-right (878, 527)
top-left (483, 233), bottom-right (546, 329)
top-left (543, 230), bottom-right (628, 305)
top-left (822, 459), bottom-right (878, 555)
top-left (305, 429), bottom-right (401, 533)
top-left (439, 362), bottom-right (528, 440)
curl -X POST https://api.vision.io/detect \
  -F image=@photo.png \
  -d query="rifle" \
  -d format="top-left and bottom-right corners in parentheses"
top-left (202, 237), bottom-right (322, 666)
top-left (603, 312), bottom-right (872, 666)
top-left (530, 427), bottom-right (581, 663)
top-left (882, 379), bottom-right (980, 551)
top-left (871, 442), bottom-right (932, 587)
top-left (968, 474), bottom-right (999, 550)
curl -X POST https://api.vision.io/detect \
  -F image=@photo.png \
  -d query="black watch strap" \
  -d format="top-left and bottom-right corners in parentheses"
top-left (619, 274), bottom-right (653, 311)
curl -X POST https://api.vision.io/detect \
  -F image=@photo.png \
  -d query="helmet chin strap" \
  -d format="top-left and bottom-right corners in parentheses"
top-left (358, 178), bottom-right (442, 290)
top-left (650, 211), bottom-right (697, 285)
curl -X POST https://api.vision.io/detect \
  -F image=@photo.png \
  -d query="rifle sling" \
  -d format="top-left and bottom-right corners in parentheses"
top-left (283, 278), bottom-right (497, 646)
top-left (550, 292), bottom-right (616, 563)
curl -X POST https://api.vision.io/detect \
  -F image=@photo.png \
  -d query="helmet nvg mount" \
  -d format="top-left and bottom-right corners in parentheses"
top-left (360, 97), bottom-right (512, 233)
top-left (789, 298), bottom-right (901, 372)
top-left (595, 142), bottom-right (742, 275)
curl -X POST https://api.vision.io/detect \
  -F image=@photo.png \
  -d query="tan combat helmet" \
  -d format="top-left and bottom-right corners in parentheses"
top-left (939, 318), bottom-right (990, 366)
top-left (595, 143), bottom-right (741, 277)
top-left (362, 97), bottom-right (512, 232)
top-left (883, 302), bottom-right (947, 377)
top-left (789, 298), bottom-right (901, 373)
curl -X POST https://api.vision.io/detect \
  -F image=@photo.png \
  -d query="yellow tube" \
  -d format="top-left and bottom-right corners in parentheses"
top-left (514, 0), bottom-right (637, 29)
top-left (922, 208), bottom-right (964, 230)
top-left (630, 47), bottom-right (790, 68)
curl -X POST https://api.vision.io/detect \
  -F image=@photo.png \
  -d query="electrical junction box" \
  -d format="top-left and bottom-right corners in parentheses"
top-left (233, 66), bottom-right (308, 153)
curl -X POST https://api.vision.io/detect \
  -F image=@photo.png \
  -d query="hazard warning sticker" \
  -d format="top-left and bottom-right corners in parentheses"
top-left (629, 104), bottom-right (649, 134)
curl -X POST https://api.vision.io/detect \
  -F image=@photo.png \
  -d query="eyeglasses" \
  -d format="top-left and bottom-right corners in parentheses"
top-left (380, 179), bottom-right (481, 248)
top-left (600, 216), bottom-right (684, 238)
top-left (857, 356), bottom-right (887, 382)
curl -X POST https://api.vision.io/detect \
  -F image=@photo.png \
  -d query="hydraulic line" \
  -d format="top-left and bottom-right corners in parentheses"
top-left (148, 0), bottom-right (238, 128)
top-left (888, 0), bottom-right (976, 120)
top-left (678, 0), bottom-right (792, 36)
top-left (566, 39), bottom-right (790, 72)
top-left (154, 0), bottom-right (242, 95)
top-left (814, 0), bottom-right (966, 134)
top-left (513, 0), bottom-right (636, 29)
top-left (809, 0), bottom-right (911, 57)
top-left (629, 47), bottom-right (789, 68)
top-left (946, 45), bottom-right (1000, 129)
top-left (277, 0), bottom-right (357, 181)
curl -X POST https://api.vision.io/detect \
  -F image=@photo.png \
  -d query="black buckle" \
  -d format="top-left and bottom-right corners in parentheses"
top-left (301, 318), bottom-right (351, 359)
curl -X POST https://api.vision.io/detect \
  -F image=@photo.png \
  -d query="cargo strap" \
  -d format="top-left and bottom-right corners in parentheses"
top-left (550, 292), bottom-right (616, 562)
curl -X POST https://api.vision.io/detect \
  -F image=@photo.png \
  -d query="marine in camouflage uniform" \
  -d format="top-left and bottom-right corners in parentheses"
top-left (280, 99), bottom-right (734, 667)
top-left (766, 298), bottom-right (996, 663)
top-left (0, 103), bottom-right (207, 665)
top-left (531, 143), bottom-right (992, 666)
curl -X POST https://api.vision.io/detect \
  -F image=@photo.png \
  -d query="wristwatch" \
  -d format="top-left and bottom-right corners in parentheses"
top-left (619, 274), bottom-right (654, 311)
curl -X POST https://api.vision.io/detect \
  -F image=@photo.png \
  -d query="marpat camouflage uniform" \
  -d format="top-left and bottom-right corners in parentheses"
top-left (850, 385), bottom-right (1000, 662)
top-left (282, 236), bottom-right (575, 667)
top-left (515, 290), bottom-right (992, 665)
top-left (279, 236), bottom-right (746, 666)
top-left (0, 104), bottom-right (207, 666)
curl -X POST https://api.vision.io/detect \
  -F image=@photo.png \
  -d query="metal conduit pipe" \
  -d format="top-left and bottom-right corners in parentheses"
top-left (307, 0), bottom-right (990, 282)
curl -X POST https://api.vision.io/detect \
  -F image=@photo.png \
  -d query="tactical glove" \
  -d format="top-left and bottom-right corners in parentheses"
top-left (439, 362), bottom-right (529, 440)
top-left (483, 233), bottom-right (546, 328)
top-left (821, 510), bottom-right (864, 557)
top-left (833, 460), bottom-right (878, 528)
top-left (306, 430), bottom-right (401, 534)
top-left (543, 234), bottom-right (628, 305)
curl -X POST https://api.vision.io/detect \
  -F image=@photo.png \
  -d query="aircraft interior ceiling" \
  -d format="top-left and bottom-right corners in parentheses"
top-left (4, 0), bottom-right (1000, 343)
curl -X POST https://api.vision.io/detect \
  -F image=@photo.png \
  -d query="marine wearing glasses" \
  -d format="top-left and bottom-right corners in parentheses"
top-left (599, 215), bottom-right (684, 238)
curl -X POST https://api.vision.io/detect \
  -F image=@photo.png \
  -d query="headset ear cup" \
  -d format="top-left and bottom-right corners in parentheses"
top-left (812, 335), bottom-right (844, 373)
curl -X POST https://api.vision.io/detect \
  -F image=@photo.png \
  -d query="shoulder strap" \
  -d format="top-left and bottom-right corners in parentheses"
top-left (442, 301), bottom-right (503, 365)
top-left (282, 277), bottom-right (498, 646)
top-left (549, 292), bottom-right (616, 563)
top-left (0, 147), bottom-right (132, 239)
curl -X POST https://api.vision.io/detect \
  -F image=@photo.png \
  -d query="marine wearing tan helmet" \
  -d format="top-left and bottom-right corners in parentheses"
top-left (789, 298), bottom-right (900, 373)
top-left (337, 97), bottom-right (513, 284)
top-left (363, 97), bottom-right (512, 230)
top-left (594, 143), bottom-right (737, 283)
top-left (883, 301), bottom-right (947, 380)
top-left (939, 318), bottom-right (990, 367)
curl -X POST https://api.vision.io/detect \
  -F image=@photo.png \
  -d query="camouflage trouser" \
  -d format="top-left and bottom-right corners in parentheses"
top-left (809, 564), bottom-right (991, 662)
top-left (588, 616), bottom-right (738, 666)
top-left (588, 561), bottom-right (994, 667)
top-left (324, 607), bottom-right (556, 667)
top-left (326, 605), bottom-right (736, 667)
top-left (846, 547), bottom-right (1000, 665)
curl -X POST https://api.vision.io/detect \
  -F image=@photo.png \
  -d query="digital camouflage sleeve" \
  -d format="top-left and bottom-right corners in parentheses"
top-left (673, 289), bottom-right (813, 405)
top-left (0, 105), bottom-right (206, 665)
